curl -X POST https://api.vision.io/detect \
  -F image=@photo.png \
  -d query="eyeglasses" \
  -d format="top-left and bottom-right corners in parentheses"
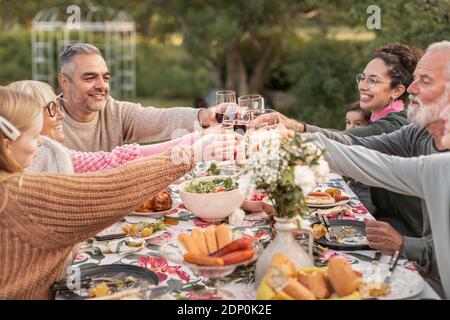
top-left (356, 73), bottom-right (389, 89)
top-left (44, 99), bottom-right (63, 117)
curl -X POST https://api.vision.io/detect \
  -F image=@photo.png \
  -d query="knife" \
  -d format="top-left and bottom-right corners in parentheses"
top-left (383, 250), bottom-right (400, 285)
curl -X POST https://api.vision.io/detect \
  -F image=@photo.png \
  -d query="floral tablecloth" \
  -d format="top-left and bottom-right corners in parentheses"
top-left (62, 172), bottom-right (440, 300)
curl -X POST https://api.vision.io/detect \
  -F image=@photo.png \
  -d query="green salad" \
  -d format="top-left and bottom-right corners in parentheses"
top-left (185, 177), bottom-right (238, 194)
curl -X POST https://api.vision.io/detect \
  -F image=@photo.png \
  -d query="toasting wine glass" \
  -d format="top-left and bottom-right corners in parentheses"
top-left (238, 94), bottom-right (264, 111)
top-left (251, 108), bottom-right (280, 130)
top-left (216, 90), bottom-right (237, 124)
top-left (233, 107), bottom-right (251, 135)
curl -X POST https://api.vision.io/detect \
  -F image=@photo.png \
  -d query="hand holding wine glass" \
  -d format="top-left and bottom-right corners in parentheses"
top-left (215, 90), bottom-right (237, 124)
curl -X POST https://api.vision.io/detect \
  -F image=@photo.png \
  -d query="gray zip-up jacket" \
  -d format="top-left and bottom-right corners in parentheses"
top-left (311, 132), bottom-right (450, 298)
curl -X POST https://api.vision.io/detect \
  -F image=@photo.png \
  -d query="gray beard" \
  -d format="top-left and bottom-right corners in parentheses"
top-left (407, 90), bottom-right (449, 127)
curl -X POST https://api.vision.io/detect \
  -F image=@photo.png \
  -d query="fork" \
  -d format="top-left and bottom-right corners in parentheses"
top-left (322, 214), bottom-right (338, 242)
top-left (318, 214), bottom-right (337, 242)
top-left (52, 273), bottom-right (126, 291)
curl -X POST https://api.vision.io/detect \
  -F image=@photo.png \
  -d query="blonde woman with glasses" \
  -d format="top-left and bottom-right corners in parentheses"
top-left (7, 80), bottom-right (219, 174)
top-left (0, 87), bottom-right (237, 299)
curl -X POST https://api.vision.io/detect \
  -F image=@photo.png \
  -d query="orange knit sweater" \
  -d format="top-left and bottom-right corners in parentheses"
top-left (0, 150), bottom-right (192, 299)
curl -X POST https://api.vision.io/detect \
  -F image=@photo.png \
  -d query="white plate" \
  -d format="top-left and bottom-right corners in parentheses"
top-left (97, 223), bottom-right (165, 240)
top-left (305, 190), bottom-right (351, 208)
top-left (128, 199), bottom-right (180, 219)
top-left (353, 262), bottom-right (424, 300)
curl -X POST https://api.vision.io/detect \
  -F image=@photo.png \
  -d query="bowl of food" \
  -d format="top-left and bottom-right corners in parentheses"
top-left (178, 175), bottom-right (245, 221)
top-left (241, 193), bottom-right (267, 213)
top-left (160, 224), bottom-right (262, 278)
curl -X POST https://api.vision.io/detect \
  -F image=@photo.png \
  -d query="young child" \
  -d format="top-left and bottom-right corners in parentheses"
top-left (344, 102), bottom-right (374, 213)
top-left (345, 102), bottom-right (371, 130)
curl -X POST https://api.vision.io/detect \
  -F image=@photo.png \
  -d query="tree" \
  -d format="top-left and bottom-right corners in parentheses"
top-left (348, 0), bottom-right (450, 48)
top-left (147, 0), bottom-right (324, 95)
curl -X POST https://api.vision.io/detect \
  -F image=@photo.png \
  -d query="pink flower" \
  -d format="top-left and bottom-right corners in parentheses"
top-left (352, 205), bottom-right (368, 215)
top-left (155, 272), bottom-right (168, 282)
top-left (185, 290), bottom-right (223, 300)
top-left (149, 231), bottom-right (174, 245)
top-left (255, 231), bottom-right (270, 240)
top-left (194, 219), bottom-right (216, 228)
top-left (138, 255), bottom-right (191, 283)
top-left (175, 269), bottom-right (191, 282)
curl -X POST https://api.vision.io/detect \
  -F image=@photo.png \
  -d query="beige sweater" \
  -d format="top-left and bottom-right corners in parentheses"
top-left (0, 150), bottom-right (192, 299)
top-left (62, 96), bottom-right (200, 152)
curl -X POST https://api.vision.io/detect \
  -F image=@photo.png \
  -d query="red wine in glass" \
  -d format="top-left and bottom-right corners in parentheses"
top-left (233, 121), bottom-right (247, 134)
top-left (216, 112), bottom-right (225, 123)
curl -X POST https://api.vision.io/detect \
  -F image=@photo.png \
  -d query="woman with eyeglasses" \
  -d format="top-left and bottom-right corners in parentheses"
top-left (6, 80), bottom-right (217, 174)
top-left (0, 87), bottom-right (237, 299)
top-left (270, 44), bottom-right (423, 230)
top-left (276, 43), bottom-right (422, 137)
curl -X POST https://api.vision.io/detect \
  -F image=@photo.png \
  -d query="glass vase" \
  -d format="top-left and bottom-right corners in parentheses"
top-left (254, 216), bottom-right (314, 286)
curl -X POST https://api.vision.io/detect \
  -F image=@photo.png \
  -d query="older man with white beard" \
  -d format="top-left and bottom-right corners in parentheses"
top-left (271, 40), bottom-right (450, 297)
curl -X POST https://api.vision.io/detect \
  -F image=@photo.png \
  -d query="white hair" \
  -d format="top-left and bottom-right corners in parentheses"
top-left (426, 40), bottom-right (450, 81)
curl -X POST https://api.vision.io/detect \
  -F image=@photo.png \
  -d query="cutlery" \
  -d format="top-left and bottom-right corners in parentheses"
top-left (317, 213), bottom-right (337, 242)
top-left (365, 251), bottom-right (382, 283)
top-left (322, 214), bottom-right (338, 242)
top-left (94, 233), bottom-right (127, 241)
top-left (51, 273), bottom-right (125, 291)
top-left (383, 250), bottom-right (400, 285)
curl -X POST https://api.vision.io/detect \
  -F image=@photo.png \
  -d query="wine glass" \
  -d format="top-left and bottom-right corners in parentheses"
top-left (233, 107), bottom-right (251, 135)
top-left (251, 108), bottom-right (280, 130)
top-left (159, 240), bottom-right (263, 299)
top-left (215, 90), bottom-right (237, 124)
top-left (238, 94), bottom-right (264, 111)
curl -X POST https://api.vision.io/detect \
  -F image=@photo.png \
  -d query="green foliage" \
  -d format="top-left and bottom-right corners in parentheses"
top-left (135, 40), bottom-right (211, 99)
top-left (348, 0), bottom-right (450, 48)
top-left (0, 31), bottom-right (32, 85)
top-left (284, 39), bottom-right (372, 129)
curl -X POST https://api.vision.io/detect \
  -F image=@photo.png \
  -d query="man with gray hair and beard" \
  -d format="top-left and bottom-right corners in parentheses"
top-left (272, 40), bottom-right (450, 297)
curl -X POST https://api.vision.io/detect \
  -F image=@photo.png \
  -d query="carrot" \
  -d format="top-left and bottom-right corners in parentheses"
top-left (209, 238), bottom-right (254, 257)
top-left (183, 253), bottom-right (224, 266)
top-left (221, 248), bottom-right (255, 265)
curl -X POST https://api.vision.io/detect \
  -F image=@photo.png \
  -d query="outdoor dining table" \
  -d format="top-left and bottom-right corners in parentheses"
top-left (61, 170), bottom-right (441, 300)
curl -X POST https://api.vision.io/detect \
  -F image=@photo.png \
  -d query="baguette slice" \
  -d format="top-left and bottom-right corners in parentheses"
top-left (178, 233), bottom-right (201, 255)
top-left (282, 278), bottom-right (316, 300)
top-left (327, 256), bottom-right (361, 297)
top-left (309, 271), bottom-right (331, 299)
top-left (269, 253), bottom-right (297, 278)
top-left (215, 224), bottom-right (232, 249)
top-left (191, 228), bottom-right (209, 255)
top-left (205, 226), bottom-right (218, 254)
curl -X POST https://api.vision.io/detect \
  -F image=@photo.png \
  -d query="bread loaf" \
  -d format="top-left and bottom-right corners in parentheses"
top-left (327, 256), bottom-right (361, 297)
top-left (309, 271), bottom-right (331, 299)
top-left (282, 278), bottom-right (316, 300)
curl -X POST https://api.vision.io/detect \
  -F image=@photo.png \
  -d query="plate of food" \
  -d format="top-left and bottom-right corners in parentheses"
top-left (257, 254), bottom-right (363, 300)
top-left (305, 187), bottom-right (350, 208)
top-left (129, 190), bottom-right (178, 219)
top-left (312, 220), bottom-right (369, 250)
top-left (354, 262), bottom-right (425, 300)
top-left (159, 224), bottom-right (262, 278)
top-left (121, 220), bottom-right (170, 239)
top-left (53, 264), bottom-right (159, 300)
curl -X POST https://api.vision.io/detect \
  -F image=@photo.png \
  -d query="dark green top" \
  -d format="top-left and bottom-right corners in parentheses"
top-left (344, 110), bottom-right (409, 137)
